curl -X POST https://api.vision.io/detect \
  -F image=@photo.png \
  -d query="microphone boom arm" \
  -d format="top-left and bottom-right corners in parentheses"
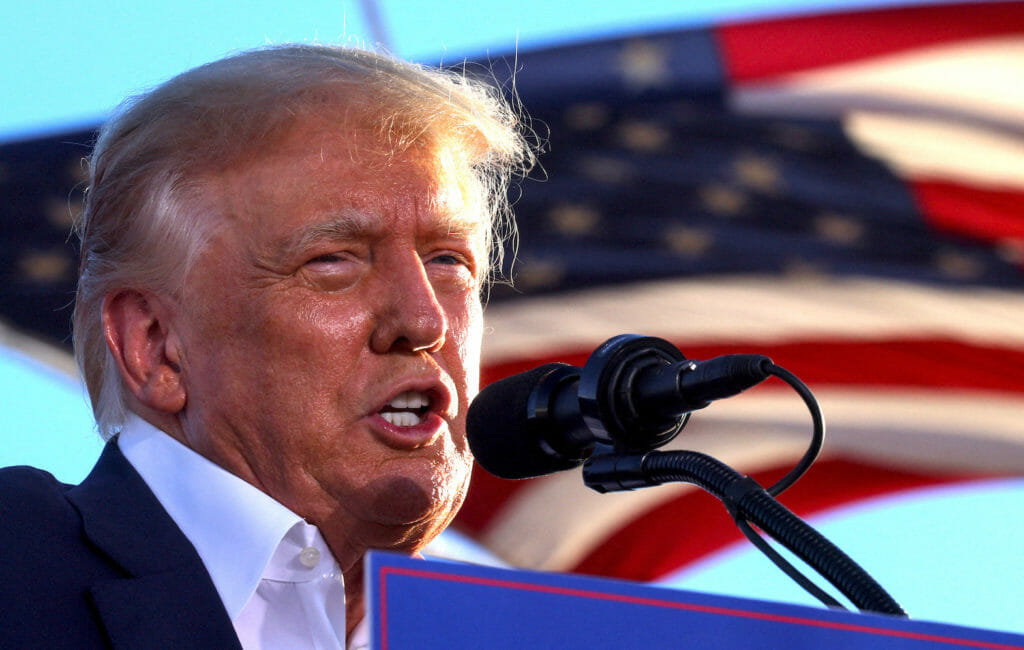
top-left (583, 449), bottom-right (907, 617)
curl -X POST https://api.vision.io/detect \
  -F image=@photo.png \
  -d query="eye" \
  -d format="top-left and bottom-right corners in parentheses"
top-left (304, 248), bottom-right (365, 268)
top-left (299, 250), bottom-right (363, 291)
top-left (430, 253), bottom-right (464, 266)
top-left (425, 250), bottom-right (479, 288)
top-left (308, 252), bottom-right (346, 265)
top-left (426, 251), bottom-right (475, 273)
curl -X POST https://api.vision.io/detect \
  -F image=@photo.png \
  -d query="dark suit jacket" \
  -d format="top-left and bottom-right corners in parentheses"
top-left (0, 441), bottom-right (243, 649)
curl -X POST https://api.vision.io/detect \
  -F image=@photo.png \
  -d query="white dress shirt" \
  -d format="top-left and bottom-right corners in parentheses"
top-left (119, 416), bottom-right (368, 649)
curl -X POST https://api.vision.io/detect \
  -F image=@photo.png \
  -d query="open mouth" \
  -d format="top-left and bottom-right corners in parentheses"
top-left (379, 390), bottom-right (432, 427)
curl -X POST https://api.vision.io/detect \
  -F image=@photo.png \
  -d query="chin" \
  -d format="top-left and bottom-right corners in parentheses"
top-left (361, 468), bottom-right (467, 529)
top-left (365, 476), bottom-right (437, 523)
top-left (344, 448), bottom-right (472, 542)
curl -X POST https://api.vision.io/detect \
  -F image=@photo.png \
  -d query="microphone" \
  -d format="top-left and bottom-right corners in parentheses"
top-left (467, 334), bottom-right (773, 479)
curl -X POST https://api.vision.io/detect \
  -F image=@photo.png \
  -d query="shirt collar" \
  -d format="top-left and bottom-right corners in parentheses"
top-left (118, 415), bottom-right (303, 619)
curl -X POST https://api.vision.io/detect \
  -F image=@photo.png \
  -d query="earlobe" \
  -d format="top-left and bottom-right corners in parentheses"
top-left (102, 290), bottom-right (187, 414)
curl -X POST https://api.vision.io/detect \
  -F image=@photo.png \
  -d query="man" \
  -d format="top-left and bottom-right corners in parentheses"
top-left (0, 45), bottom-right (534, 648)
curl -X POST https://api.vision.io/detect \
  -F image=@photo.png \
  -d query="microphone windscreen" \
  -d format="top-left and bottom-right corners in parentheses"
top-left (467, 363), bottom-right (585, 480)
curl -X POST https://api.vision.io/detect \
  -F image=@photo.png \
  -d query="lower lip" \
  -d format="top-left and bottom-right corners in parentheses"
top-left (368, 412), bottom-right (446, 449)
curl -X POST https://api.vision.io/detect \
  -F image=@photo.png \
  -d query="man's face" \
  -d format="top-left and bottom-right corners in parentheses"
top-left (170, 118), bottom-right (485, 555)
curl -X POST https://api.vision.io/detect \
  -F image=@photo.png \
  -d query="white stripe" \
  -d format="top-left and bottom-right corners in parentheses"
top-left (730, 36), bottom-right (1024, 188)
top-left (844, 110), bottom-right (1024, 189)
top-left (733, 36), bottom-right (1024, 128)
top-left (0, 320), bottom-right (79, 379)
top-left (482, 276), bottom-right (1024, 363)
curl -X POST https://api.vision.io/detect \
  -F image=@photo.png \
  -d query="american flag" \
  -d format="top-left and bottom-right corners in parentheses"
top-left (453, 1), bottom-right (1024, 585)
top-left (1, 0), bottom-right (1023, 600)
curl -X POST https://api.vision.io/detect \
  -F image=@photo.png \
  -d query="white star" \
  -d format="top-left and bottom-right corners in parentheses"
top-left (514, 259), bottom-right (567, 290)
top-left (19, 250), bottom-right (72, 283)
top-left (47, 196), bottom-right (82, 229)
top-left (549, 203), bottom-right (601, 236)
top-left (665, 225), bottom-right (713, 257)
top-left (699, 184), bottom-right (748, 217)
top-left (935, 250), bottom-right (984, 279)
top-left (617, 120), bottom-right (671, 152)
top-left (579, 155), bottom-right (632, 184)
top-left (618, 39), bottom-right (671, 91)
top-left (815, 212), bottom-right (865, 246)
top-left (564, 102), bottom-right (611, 131)
top-left (733, 153), bottom-right (783, 194)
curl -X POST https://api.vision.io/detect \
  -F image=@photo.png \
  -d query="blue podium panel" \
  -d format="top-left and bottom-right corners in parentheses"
top-left (366, 552), bottom-right (1024, 650)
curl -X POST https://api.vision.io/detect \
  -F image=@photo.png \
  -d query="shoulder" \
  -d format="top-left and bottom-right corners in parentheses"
top-left (0, 464), bottom-right (73, 504)
top-left (0, 464), bottom-right (88, 588)
top-left (0, 463), bottom-right (112, 597)
top-left (0, 464), bottom-right (74, 509)
top-left (0, 463), bottom-right (71, 492)
top-left (0, 464), bottom-right (79, 542)
top-left (0, 463), bottom-right (127, 647)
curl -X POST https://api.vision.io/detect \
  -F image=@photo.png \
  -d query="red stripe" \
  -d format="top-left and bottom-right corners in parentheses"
top-left (717, 2), bottom-right (1024, 83)
top-left (912, 178), bottom-right (1024, 243)
top-left (570, 458), bottom-right (991, 581)
top-left (482, 338), bottom-right (1024, 393)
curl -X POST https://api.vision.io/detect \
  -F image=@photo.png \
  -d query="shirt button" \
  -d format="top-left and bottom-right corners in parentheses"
top-left (299, 546), bottom-right (321, 568)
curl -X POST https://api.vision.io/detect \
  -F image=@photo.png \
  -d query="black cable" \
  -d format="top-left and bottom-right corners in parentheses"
top-left (637, 451), bottom-right (907, 616)
top-left (734, 517), bottom-right (846, 610)
top-left (763, 362), bottom-right (825, 497)
top-left (747, 364), bottom-right (844, 608)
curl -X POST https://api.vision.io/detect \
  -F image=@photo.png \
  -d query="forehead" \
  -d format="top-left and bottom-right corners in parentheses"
top-left (212, 118), bottom-right (489, 249)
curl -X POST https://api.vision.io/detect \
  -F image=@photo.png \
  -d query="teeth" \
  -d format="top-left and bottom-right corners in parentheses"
top-left (380, 391), bottom-right (431, 427)
top-left (381, 411), bottom-right (423, 427)
top-left (388, 391), bottom-right (429, 409)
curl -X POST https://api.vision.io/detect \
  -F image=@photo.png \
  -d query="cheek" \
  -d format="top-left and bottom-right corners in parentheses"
top-left (449, 295), bottom-right (484, 397)
top-left (299, 297), bottom-right (372, 345)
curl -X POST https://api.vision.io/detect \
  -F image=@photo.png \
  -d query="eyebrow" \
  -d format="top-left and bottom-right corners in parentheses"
top-left (269, 208), bottom-right (487, 265)
top-left (291, 210), bottom-right (383, 251)
top-left (257, 210), bottom-right (379, 268)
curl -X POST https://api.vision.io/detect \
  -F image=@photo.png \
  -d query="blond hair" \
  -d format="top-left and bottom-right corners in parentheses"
top-left (74, 44), bottom-right (536, 438)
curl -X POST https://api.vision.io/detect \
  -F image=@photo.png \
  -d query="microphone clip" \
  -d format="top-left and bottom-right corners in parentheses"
top-left (577, 334), bottom-right (691, 453)
top-left (582, 445), bottom-right (656, 493)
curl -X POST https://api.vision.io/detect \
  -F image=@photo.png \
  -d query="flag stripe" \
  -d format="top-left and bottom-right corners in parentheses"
top-left (484, 338), bottom-right (1024, 393)
top-left (912, 178), bottom-right (1024, 244)
top-left (717, 2), bottom-right (1024, 82)
top-left (842, 110), bottom-right (1024, 191)
top-left (481, 277), bottom-right (1024, 365)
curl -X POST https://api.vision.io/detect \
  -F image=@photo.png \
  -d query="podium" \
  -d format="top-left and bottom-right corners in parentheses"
top-left (367, 552), bottom-right (1024, 649)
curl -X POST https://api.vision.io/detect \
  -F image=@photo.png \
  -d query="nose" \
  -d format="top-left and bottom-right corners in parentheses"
top-left (370, 253), bottom-right (447, 355)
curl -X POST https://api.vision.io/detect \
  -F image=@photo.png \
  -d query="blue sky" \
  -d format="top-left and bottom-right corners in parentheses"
top-left (2, 0), bottom-right (1021, 639)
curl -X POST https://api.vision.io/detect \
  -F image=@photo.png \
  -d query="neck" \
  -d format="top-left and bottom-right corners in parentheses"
top-left (344, 562), bottom-right (365, 639)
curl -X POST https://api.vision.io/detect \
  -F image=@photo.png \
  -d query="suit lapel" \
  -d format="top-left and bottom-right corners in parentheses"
top-left (67, 442), bottom-right (242, 650)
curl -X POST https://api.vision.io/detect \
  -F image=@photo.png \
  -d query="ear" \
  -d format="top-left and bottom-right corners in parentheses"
top-left (102, 289), bottom-right (187, 414)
